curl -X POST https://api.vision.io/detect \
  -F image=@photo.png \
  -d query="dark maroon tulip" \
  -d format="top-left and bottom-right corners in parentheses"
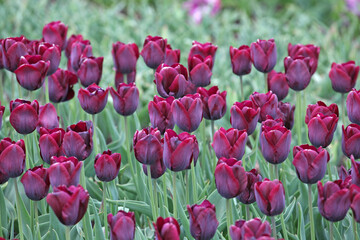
top-left (10, 99), bottom-right (39, 134)
top-left (260, 116), bottom-right (284, 131)
top-left (133, 127), bottom-right (163, 165)
top-left (305, 101), bottom-right (339, 125)
top-left (39, 127), bottom-right (65, 164)
top-left (70, 40), bottom-right (93, 72)
top-left (211, 127), bottom-right (247, 160)
top-left (338, 165), bottom-right (351, 181)
top-left (237, 169), bottom-right (262, 204)
top-left (288, 43), bottom-right (320, 61)
top-left (47, 185), bottom-right (89, 226)
top-left (107, 210), bottom-right (136, 240)
top-left (77, 56), bottom-right (103, 87)
top-left (350, 184), bottom-right (360, 223)
top-left (32, 42), bottom-right (61, 75)
top-left (342, 124), bottom-right (360, 159)
top-left (250, 91), bottom-right (278, 122)
top-left (154, 63), bottom-right (189, 98)
top-left (112, 42), bottom-right (139, 74)
top-left (307, 113), bottom-right (338, 148)
top-left (62, 121), bottom-right (93, 160)
top-left (171, 93), bottom-right (203, 132)
top-left (153, 217), bottom-right (180, 240)
top-left (347, 88), bottom-right (360, 124)
top-left (148, 96), bottom-right (175, 134)
top-left (164, 44), bottom-right (180, 66)
top-left (0, 104), bottom-right (4, 130)
top-left (351, 155), bottom-right (360, 186)
top-left (255, 179), bottom-right (285, 216)
top-left (110, 83), bottom-right (139, 116)
top-left (163, 129), bottom-right (199, 172)
top-left (292, 144), bottom-right (329, 184)
top-left (48, 68), bottom-right (78, 103)
top-left (94, 150), bottom-right (121, 182)
top-left (197, 86), bottom-right (226, 120)
top-left (229, 45), bottom-right (252, 76)
top-left (0, 36), bottom-right (28, 72)
top-left (284, 56), bottom-right (316, 91)
top-left (329, 61), bottom-right (359, 93)
top-left (37, 103), bottom-right (59, 130)
top-left (42, 21), bottom-right (68, 50)
top-left (140, 35), bottom-right (167, 69)
top-left (115, 70), bottom-right (136, 87)
top-left (317, 180), bottom-right (351, 222)
top-left (188, 41), bottom-right (217, 70)
top-left (15, 55), bottom-right (50, 91)
top-left (276, 102), bottom-right (295, 130)
top-left (230, 100), bottom-right (260, 135)
top-left (188, 55), bottom-right (213, 87)
top-left (48, 156), bottom-right (82, 187)
top-left (187, 200), bottom-right (219, 240)
top-left (267, 70), bottom-right (288, 101)
top-left (0, 138), bottom-right (25, 178)
top-left (214, 158), bottom-right (247, 199)
top-left (65, 34), bottom-right (85, 58)
top-left (78, 84), bottom-right (109, 114)
top-left (250, 39), bottom-right (277, 73)
top-left (142, 156), bottom-right (166, 179)
top-left (230, 218), bottom-right (272, 240)
top-left (21, 165), bottom-right (49, 201)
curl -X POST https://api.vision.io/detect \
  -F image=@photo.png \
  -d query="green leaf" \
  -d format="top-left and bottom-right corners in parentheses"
top-left (91, 199), bottom-right (105, 240)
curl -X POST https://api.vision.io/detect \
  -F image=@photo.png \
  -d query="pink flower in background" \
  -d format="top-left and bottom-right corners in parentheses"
top-left (183, 0), bottom-right (221, 24)
top-left (346, 0), bottom-right (360, 16)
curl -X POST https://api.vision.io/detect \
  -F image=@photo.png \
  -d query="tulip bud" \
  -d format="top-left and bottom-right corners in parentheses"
top-left (230, 100), bottom-right (260, 135)
top-left (188, 55), bottom-right (213, 87)
top-left (10, 99), bottom-right (39, 134)
top-left (133, 128), bottom-right (163, 165)
top-left (70, 40), bottom-right (93, 72)
top-left (0, 137), bottom-right (26, 178)
top-left (94, 150), bottom-right (121, 182)
top-left (48, 68), bottom-right (78, 103)
top-left (214, 158), bottom-right (247, 199)
top-left (77, 56), bottom-right (103, 87)
top-left (305, 101), bottom-right (339, 125)
top-left (107, 210), bottom-right (136, 240)
top-left (347, 88), bottom-right (360, 124)
top-left (142, 156), bottom-right (166, 179)
top-left (288, 43), bottom-right (320, 73)
top-left (197, 86), bottom-right (227, 120)
top-left (350, 184), bottom-right (360, 223)
top-left (78, 84), bottom-right (109, 115)
top-left (250, 91), bottom-right (278, 122)
top-left (188, 41), bottom-right (217, 70)
top-left (342, 124), bottom-right (360, 159)
top-left (284, 56), bottom-right (316, 91)
top-left (48, 156), bottom-right (83, 187)
top-left (65, 34), bottom-right (84, 58)
top-left (267, 70), bottom-right (289, 101)
top-left (110, 83), bottom-right (139, 116)
top-left (148, 96), bottom-right (175, 134)
top-left (37, 103), bottom-right (59, 131)
top-left (0, 104), bottom-right (4, 130)
top-left (229, 45), bottom-right (252, 76)
top-left (351, 155), bottom-right (360, 186)
top-left (230, 218), bottom-right (272, 240)
top-left (329, 61), bottom-right (359, 93)
top-left (47, 185), bottom-right (89, 226)
top-left (164, 44), bottom-right (180, 66)
top-left (255, 179), bottom-right (285, 216)
top-left (42, 21), bottom-right (68, 50)
top-left (21, 165), bottom-right (50, 201)
top-left (307, 113), bottom-right (338, 148)
top-left (153, 217), bottom-right (181, 240)
top-left (112, 42), bottom-right (139, 74)
top-left (276, 102), bottom-right (295, 130)
top-left (0, 36), bottom-right (28, 71)
top-left (39, 127), bottom-right (65, 164)
top-left (212, 127), bottom-right (247, 160)
top-left (187, 200), bottom-right (219, 240)
top-left (140, 35), bottom-right (167, 69)
top-left (237, 169), bottom-right (262, 204)
top-left (250, 39), bottom-right (277, 73)
top-left (30, 42), bottom-right (61, 75)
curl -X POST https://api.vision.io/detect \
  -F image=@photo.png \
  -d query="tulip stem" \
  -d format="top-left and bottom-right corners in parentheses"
top-left (280, 213), bottom-right (289, 240)
top-left (65, 226), bottom-right (71, 240)
top-left (147, 165), bottom-right (157, 221)
top-left (329, 221), bottom-right (334, 240)
top-left (274, 164), bottom-right (279, 180)
top-left (327, 163), bottom-right (333, 181)
top-left (264, 73), bottom-right (268, 93)
top-left (271, 216), bottom-right (277, 240)
top-left (308, 184), bottom-right (315, 240)
top-left (34, 201), bottom-right (41, 240)
top-left (245, 205), bottom-right (251, 220)
top-left (211, 120), bottom-right (215, 140)
top-left (240, 75), bottom-right (244, 101)
top-left (0, 188), bottom-right (3, 237)
top-left (296, 91), bottom-right (302, 145)
top-left (172, 172), bottom-right (177, 219)
top-left (44, 77), bottom-right (50, 103)
top-left (353, 215), bottom-right (358, 240)
top-left (185, 171), bottom-right (189, 205)
top-left (162, 175), bottom-right (169, 212)
top-left (103, 182), bottom-right (108, 238)
top-left (124, 116), bottom-right (139, 194)
top-left (226, 199), bottom-right (232, 238)
top-left (191, 161), bottom-right (197, 203)
top-left (92, 114), bottom-right (99, 154)
top-left (14, 179), bottom-right (24, 240)
top-left (341, 93), bottom-right (346, 125)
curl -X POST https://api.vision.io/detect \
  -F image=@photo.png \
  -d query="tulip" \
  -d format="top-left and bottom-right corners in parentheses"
top-left (47, 185), bottom-right (89, 226)
top-left (292, 144), bottom-right (329, 184)
top-left (260, 116), bottom-right (284, 130)
top-left (37, 103), bottom-right (59, 130)
top-left (15, 55), bottom-right (50, 91)
top-left (188, 55), bottom-right (213, 87)
top-left (62, 121), bottom-right (93, 160)
top-left (48, 156), bottom-right (83, 187)
top-left (21, 165), bottom-right (49, 201)
top-left (188, 41), bottom-right (217, 69)
top-left (347, 88), bottom-right (360, 124)
top-left (0, 138), bottom-right (26, 178)
top-left (48, 68), bottom-right (78, 102)
top-left (142, 156), bottom-right (166, 179)
top-left (351, 155), bottom-right (360, 186)
top-left (350, 184), bottom-right (360, 223)
top-left (329, 61), bottom-right (359, 93)
top-left (94, 150), bottom-right (121, 182)
top-left (164, 44), bottom-right (180, 66)
top-left (276, 102), bottom-right (295, 130)
top-left (163, 129), bottom-right (199, 172)
top-left (197, 86), bottom-right (226, 120)
top-left (115, 70), bottom-right (136, 86)
top-left (230, 218), bottom-right (272, 240)
top-left (153, 216), bottom-right (180, 240)
top-left (39, 127), bottom-right (65, 164)
top-left (250, 39), bottom-right (277, 73)
top-left (214, 158), bottom-right (247, 199)
top-left (211, 127), bottom-right (247, 160)
top-left (31, 42), bottom-right (61, 75)
top-left (110, 83), bottom-right (139, 116)
top-left (338, 165), bottom-right (351, 181)
top-left (78, 84), bottom-right (109, 114)
top-left (10, 99), bottom-right (39, 134)
top-left (250, 91), bottom-right (278, 122)
top-left (65, 34), bottom-right (85, 58)
top-left (255, 179), bottom-right (285, 216)
top-left (342, 124), bottom-right (360, 159)
top-left (187, 200), bottom-right (219, 240)
top-left (148, 96), bottom-right (175, 134)
top-left (267, 70), bottom-right (289, 101)
top-left (77, 56), bottom-right (103, 87)
top-left (154, 63), bottom-right (189, 98)
top-left (133, 127), bottom-right (163, 165)
top-left (112, 41), bottom-right (139, 74)
top-left (317, 180), bottom-right (351, 221)
top-left (70, 40), bottom-right (93, 72)
top-left (42, 21), bottom-right (68, 50)
top-left (288, 43), bottom-right (320, 61)
top-left (0, 104), bottom-right (4, 130)
top-left (107, 210), bottom-right (136, 240)
top-left (307, 113), bottom-right (338, 148)
top-left (284, 56), bottom-right (316, 91)
top-left (140, 35), bottom-right (167, 69)
top-left (0, 36), bottom-right (28, 71)
top-left (171, 93), bottom-right (203, 132)
top-left (305, 101), bottom-right (339, 125)
top-left (229, 45), bottom-right (252, 76)
top-left (230, 100), bottom-right (260, 135)
top-left (237, 169), bottom-right (262, 204)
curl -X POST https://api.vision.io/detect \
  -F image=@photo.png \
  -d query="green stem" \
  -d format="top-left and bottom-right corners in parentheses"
top-left (271, 216), bottom-right (277, 240)
top-left (200, 121), bottom-right (212, 180)
top-left (264, 73), bottom-right (268, 93)
top-left (103, 182), bottom-right (108, 238)
top-left (147, 165), bottom-right (157, 221)
top-left (246, 205), bottom-right (251, 220)
top-left (274, 164), bottom-right (279, 180)
top-left (0, 188), bottom-right (3, 237)
top-left (226, 199), bottom-right (232, 238)
top-left (65, 226), bottom-right (71, 240)
top-left (329, 221), bottom-right (334, 240)
top-left (240, 75), bottom-right (244, 101)
top-left (92, 114), bottom-right (99, 154)
top-left (172, 172), bottom-right (177, 219)
top-left (0, 71), bottom-right (4, 103)
top-left (185, 171), bottom-right (189, 205)
top-left (341, 93), bottom-right (346, 125)
top-left (162, 175), bottom-right (169, 212)
top-left (153, 179), bottom-right (158, 216)
top-left (280, 213), bottom-right (288, 240)
top-left (44, 76), bottom-right (50, 103)
top-left (327, 163), bottom-right (333, 181)
top-left (210, 120), bottom-right (215, 140)
top-left (30, 199), bottom-right (34, 234)
top-left (296, 91), bottom-right (302, 145)
top-left (191, 161), bottom-right (197, 203)
top-left (354, 215), bottom-right (358, 240)
top-left (14, 179), bottom-right (24, 240)
top-left (124, 116), bottom-right (139, 193)
top-left (308, 184), bottom-right (315, 240)
top-left (34, 201), bottom-right (41, 240)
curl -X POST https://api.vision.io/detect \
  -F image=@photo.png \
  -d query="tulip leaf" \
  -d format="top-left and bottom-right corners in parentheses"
top-left (284, 197), bottom-right (296, 222)
top-left (86, 178), bottom-right (103, 200)
top-left (49, 210), bottom-right (65, 239)
top-left (107, 199), bottom-right (152, 218)
top-left (208, 190), bottom-right (226, 222)
top-left (313, 207), bottom-right (326, 239)
top-left (82, 210), bottom-right (94, 240)
top-left (296, 202), bottom-right (306, 240)
top-left (0, 188), bottom-right (7, 232)
top-left (135, 226), bottom-right (147, 240)
top-left (176, 194), bottom-right (191, 239)
top-left (91, 199), bottom-right (105, 240)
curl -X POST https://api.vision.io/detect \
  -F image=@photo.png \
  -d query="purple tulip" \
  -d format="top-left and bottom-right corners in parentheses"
top-left (267, 70), bottom-right (289, 101)
top-left (65, 34), bottom-right (85, 58)
top-left (307, 113), bottom-right (338, 148)
top-left (188, 55), bottom-right (213, 87)
top-left (276, 102), bottom-right (295, 130)
top-left (0, 36), bottom-right (29, 72)
top-left (42, 21), bottom-right (68, 50)
top-left (229, 45), bottom-right (252, 76)
top-left (10, 99), bottom-right (39, 134)
top-left (255, 179), bottom-right (285, 216)
top-left (350, 184), bottom-right (360, 223)
top-left (305, 101), bottom-right (339, 125)
top-left (77, 56), bottom-right (103, 87)
top-left (78, 84), bottom-right (109, 114)
top-left (250, 91), bottom-right (278, 122)
top-left (133, 127), bottom-right (163, 165)
top-left (115, 70), bottom-right (136, 86)
top-left (342, 124), bottom-right (360, 159)
top-left (230, 100), bottom-right (260, 135)
top-left (250, 39), bottom-right (277, 73)
top-left (112, 41), bottom-right (139, 74)
top-left (31, 42), bottom-right (61, 75)
top-left (197, 86), bottom-right (226, 120)
top-left (48, 156), bottom-right (83, 187)
top-left (70, 40), bottom-right (93, 72)
top-left (0, 104), bottom-right (4, 130)
top-left (154, 217), bottom-right (181, 240)
top-left (142, 156), bottom-right (166, 179)
top-left (107, 210), bottom-right (136, 240)
top-left (0, 138), bottom-right (26, 178)
top-left (21, 165), bottom-right (49, 201)
top-left (329, 61), bottom-right (359, 93)
top-left (230, 218), bottom-right (272, 240)
top-left (148, 96), bottom-right (175, 134)
top-left (110, 83), bottom-right (139, 116)
top-left (237, 169), bottom-right (262, 204)
top-left (351, 155), bottom-right (360, 186)
top-left (288, 43), bottom-right (320, 72)
top-left (347, 88), bottom-right (360, 124)
top-left (94, 150), bottom-right (121, 182)
top-left (140, 35), bottom-right (167, 69)
top-left (37, 103), bottom-right (59, 131)
top-left (164, 44), bottom-right (180, 66)
top-left (188, 41), bottom-right (217, 70)
top-left (48, 68), bottom-right (78, 103)
top-left (39, 127), bottom-right (65, 164)
top-left (284, 56), bottom-right (316, 91)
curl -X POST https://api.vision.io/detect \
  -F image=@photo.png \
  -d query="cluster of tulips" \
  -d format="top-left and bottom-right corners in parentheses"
top-left (0, 19), bottom-right (360, 240)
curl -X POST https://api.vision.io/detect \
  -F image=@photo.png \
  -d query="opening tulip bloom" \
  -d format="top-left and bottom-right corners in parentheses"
top-left (42, 21), bottom-right (68, 50)
top-left (317, 180), bottom-right (351, 222)
top-left (307, 113), bottom-right (338, 148)
top-left (65, 34), bottom-right (85, 58)
top-left (305, 101), bottom-right (339, 125)
top-left (0, 137), bottom-right (26, 178)
top-left (47, 185), bottom-right (89, 226)
top-left (112, 41), bottom-right (139, 74)
top-left (229, 45), bottom-right (252, 76)
top-left (21, 165), bottom-right (50, 201)
top-left (288, 43), bottom-right (320, 73)
top-left (94, 150), bottom-right (121, 182)
top-left (197, 86), bottom-right (227, 120)
top-left (140, 35), bottom-right (167, 69)
top-left (153, 217), bottom-right (181, 240)
top-left (351, 155), bottom-right (360, 186)
top-left (188, 55), bottom-right (213, 87)
top-left (163, 129), bottom-right (199, 172)
top-left (78, 84), bottom-right (109, 114)
top-left (329, 61), bottom-right (359, 93)
top-left (254, 179), bottom-right (285, 216)
top-left (214, 158), bottom-right (247, 199)
top-left (70, 40), bottom-right (93, 72)
top-left (164, 44), bottom-right (180, 66)
top-left (39, 127), bottom-right (65, 164)
top-left (148, 96), bottom-right (175, 134)
top-left (250, 91), bottom-right (278, 122)
top-left (37, 103), bottom-right (60, 130)
top-left (77, 56), bottom-right (104, 87)
top-left (10, 99), bottom-right (39, 135)
top-left (284, 56), bottom-right (316, 91)
top-left (107, 210), bottom-right (136, 240)
top-left (48, 68), bottom-right (78, 103)
top-left (267, 70), bottom-right (289, 101)
top-left (276, 102), bottom-right (295, 130)
top-left (110, 83), bottom-right (139, 116)
top-left (230, 218), bottom-right (272, 240)
top-left (133, 127), bottom-right (163, 165)
top-left (230, 100), bottom-right (260, 135)
top-left (347, 88), bottom-right (360, 124)
top-left (292, 144), bottom-right (329, 184)
top-left (48, 156), bottom-right (83, 187)
top-left (188, 41), bottom-right (217, 70)
top-left (211, 127), bottom-right (247, 160)
top-left (30, 42), bottom-right (61, 76)
top-left (0, 36), bottom-right (28, 72)
top-left (250, 39), bottom-right (277, 73)
top-left (350, 184), bottom-right (360, 223)
top-left (237, 169), bottom-right (262, 204)
top-left (187, 200), bottom-right (219, 240)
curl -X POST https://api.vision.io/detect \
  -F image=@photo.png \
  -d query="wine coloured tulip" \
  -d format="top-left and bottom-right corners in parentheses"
top-left (77, 56), bottom-right (103, 87)
top-left (230, 218), bottom-right (272, 240)
top-left (350, 184), bottom-right (360, 223)
top-left (48, 156), bottom-right (83, 187)
top-left (133, 127), bottom-right (163, 165)
top-left (0, 103), bottom-right (4, 130)
top-left (197, 86), bottom-right (227, 120)
top-left (70, 40), bottom-right (93, 72)
top-left (212, 127), bottom-right (247, 160)
top-left (48, 68), bottom-right (78, 103)
top-left (21, 165), bottom-right (49, 201)
top-left (140, 35), bottom-right (167, 69)
top-left (250, 91), bottom-right (278, 122)
top-left (153, 217), bottom-right (180, 240)
top-left (0, 137), bottom-right (26, 178)
top-left (305, 101), bottom-right (339, 125)
top-left (229, 45), bottom-right (252, 76)
top-left (267, 70), bottom-right (289, 101)
top-left (329, 61), bottom-right (359, 93)
top-left (94, 150), bottom-right (121, 182)
top-left (10, 99), bottom-right (39, 134)
top-left (188, 55), bottom-right (213, 87)
top-left (237, 169), bottom-right (262, 204)
top-left (107, 210), bottom-right (136, 240)
top-left (230, 100), bottom-right (260, 135)
top-left (37, 103), bottom-right (59, 130)
top-left (32, 42), bottom-right (61, 75)
top-left (78, 84), bottom-right (109, 114)
top-left (39, 127), bottom-right (65, 164)
top-left (307, 113), bottom-right (338, 148)
top-left (284, 56), bottom-right (316, 91)
top-left (112, 41), bottom-right (139, 74)
top-left (65, 34), bottom-right (85, 58)
top-left (164, 44), bottom-right (180, 66)
top-left (276, 102), bottom-right (295, 130)
top-left (142, 156), bottom-right (166, 179)
top-left (255, 179), bottom-right (285, 216)
top-left (42, 21), bottom-right (68, 50)
top-left (288, 43), bottom-right (320, 72)
top-left (0, 36), bottom-right (28, 71)
top-left (188, 41), bottom-right (217, 70)
top-left (342, 124), bottom-right (360, 159)
top-left (347, 88), bottom-right (360, 124)
top-left (148, 96), bottom-right (175, 134)
top-left (351, 155), bottom-right (360, 186)
top-left (250, 39), bottom-right (277, 73)
top-left (110, 83), bottom-right (139, 116)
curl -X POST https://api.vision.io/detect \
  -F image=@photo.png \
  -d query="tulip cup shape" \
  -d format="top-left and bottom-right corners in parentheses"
top-left (10, 99), bottom-right (39, 134)
top-left (317, 180), bottom-right (351, 222)
top-left (0, 104), bottom-right (4, 130)
top-left (42, 21), bottom-right (68, 50)
top-left (250, 39), bottom-right (277, 73)
top-left (107, 210), bottom-right (136, 240)
top-left (305, 101), bottom-right (339, 124)
top-left (237, 169), bottom-right (262, 204)
top-left (230, 100), bottom-right (260, 135)
top-left (110, 83), bottom-right (139, 116)
top-left (112, 41), bottom-right (139, 74)
top-left (94, 150), bottom-right (121, 182)
top-left (65, 34), bottom-right (85, 58)
top-left (163, 129), bottom-right (199, 172)
top-left (197, 86), bottom-right (227, 120)
top-left (21, 165), bottom-right (50, 201)
top-left (140, 35), bottom-right (167, 69)
top-left (33, 42), bottom-right (61, 75)
top-left (307, 113), bottom-right (338, 148)
top-left (214, 158), bottom-right (247, 199)
top-left (347, 88), bottom-right (360, 124)
top-left (142, 156), bottom-right (166, 179)
top-left (276, 102), bottom-right (295, 130)
top-left (254, 179), bottom-right (285, 216)
top-left (0, 36), bottom-right (28, 72)
top-left (37, 103), bottom-right (60, 130)
top-left (48, 156), bottom-right (83, 187)
top-left (267, 70), bottom-right (289, 101)
top-left (211, 127), bottom-right (247, 160)
top-left (350, 184), bottom-right (360, 222)
top-left (342, 124), bottom-right (360, 159)
top-left (187, 200), bottom-right (219, 240)
top-left (188, 55), bottom-right (213, 87)
top-left (164, 44), bottom-right (180, 66)
top-left (148, 96), bottom-right (175, 134)
top-left (47, 185), bottom-right (89, 226)
top-left (78, 84), bottom-right (109, 114)
top-left (39, 127), bottom-right (65, 164)
top-left (188, 41), bottom-right (217, 70)
top-left (292, 144), bottom-right (330, 184)
top-left (77, 56), bottom-right (104, 87)
top-left (153, 216), bottom-right (181, 240)
top-left (351, 155), bottom-right (360, 186)
top-left (329, 61), bottom-right (359, 93)
top-left (0, 138), bottom-right (26, 178)
top-left (48, 68), bottom-right (78, 103)
top-left (250, 91), bottom-right (278, 122)
top-left (69, 40), bottom-right (93, 72)
top-left (133, 127), bottom-right (163, 165)
top-left (284, 56), bottom-right (316, 91)
top-left (230, 218), bottom-right (272, 240)
top-left (288, 43), bottom-right (320, 73)
top-left (229, 45), bottom-right (252, 76)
